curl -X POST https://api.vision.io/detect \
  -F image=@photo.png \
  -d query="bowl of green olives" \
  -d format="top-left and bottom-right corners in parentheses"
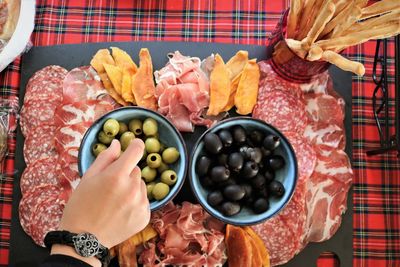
top-left (78, 107), bottom-right (188, 211)
top-left (189, 117), bottom-right (298, 226)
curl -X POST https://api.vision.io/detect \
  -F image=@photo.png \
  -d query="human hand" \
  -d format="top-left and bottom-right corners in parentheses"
top-left (57, 138), bottom-right (150, 248)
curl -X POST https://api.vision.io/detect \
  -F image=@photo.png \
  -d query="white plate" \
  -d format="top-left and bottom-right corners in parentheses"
top-left (0, 0), bottom-right (35, 72)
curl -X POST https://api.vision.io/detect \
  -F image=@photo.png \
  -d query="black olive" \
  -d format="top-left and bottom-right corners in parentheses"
top-left (241, 184), bottom-right (253, 199)
top-left (250, 130), bottom-right (264, 146)
top-left (210, 166), bottom-right (230, 183)
top-left (196, 156), bottom-right (211, 177)
top-left (258, 187), bottom-right (269, 198)
top-left (200, 176), bottom-right (215, 189)
top-left (264, 170), bottom-right (275, 183)
top-left (218, 130), bottom-right (233, 148)
top-left (269, 180), bottom-right (285, 197)
top-left (267, 155), bottom-right (285, 170)
top-left (251, 174), bottom-right (266, 189)
top-left (218, 177), bottom-right (236, 188)
top-left (232, 125), bottom-right (246, 144)
top-left (263, 135), bottom-right (281, 150)
top-left (241, 161), bottom-right (259, 179)
top-left (239, 146), bottom-right (253, 160)
top-left (250, 147), bottom-right (263, 164)
top-left (207, 191), bottom-right (224, 206)
top-left (261, 147), bottom-right (272, 158)
top-left (220, 202), bottom-right (241, 216)
top-left (223, 184), bottom-right (245, 201)
top-left (204, 133), bottom-right (223, 154)
top-left (218, 154), bottom-right (229, 167)
top-left (228, 152), bottom-right (244, 172)
top-left (253, 198), bottom-right (269, 214)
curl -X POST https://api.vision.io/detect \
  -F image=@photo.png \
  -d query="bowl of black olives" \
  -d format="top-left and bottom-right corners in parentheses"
top-left (78, 106), bottom-right (188, 211)
top-left (189, 117), bottom-right (298, 226)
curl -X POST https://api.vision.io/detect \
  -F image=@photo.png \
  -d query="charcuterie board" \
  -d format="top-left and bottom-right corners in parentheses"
top-left (10, 42), bottom-right (352, 267)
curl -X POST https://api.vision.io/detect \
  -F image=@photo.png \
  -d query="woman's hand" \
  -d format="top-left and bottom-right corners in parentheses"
top-left (52, 139), bottom-right (150, 265)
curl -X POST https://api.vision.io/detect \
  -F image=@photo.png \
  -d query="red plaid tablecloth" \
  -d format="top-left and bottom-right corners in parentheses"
top-left (0, 1), bottom-right (398, 266)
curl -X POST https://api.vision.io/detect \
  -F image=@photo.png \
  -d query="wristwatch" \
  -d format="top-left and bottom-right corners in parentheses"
top-left (44, 230), bottom-right (111, 267)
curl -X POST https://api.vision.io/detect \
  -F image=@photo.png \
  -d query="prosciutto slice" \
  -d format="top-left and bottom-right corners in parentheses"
top-left (154, 51), bottom-right (213, 132)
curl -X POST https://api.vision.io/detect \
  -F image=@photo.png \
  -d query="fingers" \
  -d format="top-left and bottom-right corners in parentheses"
top-left (129, 166), bottom-right (142, 187)
top-left (83, 139), bottom-right (121, 178)
top-left (110, 138), bottom-right (145, 176)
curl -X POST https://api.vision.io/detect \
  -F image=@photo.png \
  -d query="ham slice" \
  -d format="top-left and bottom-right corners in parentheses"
top-left (155, 51), bottom-right (213, 132)
top-left (139, 202), bottom-right (227, 267)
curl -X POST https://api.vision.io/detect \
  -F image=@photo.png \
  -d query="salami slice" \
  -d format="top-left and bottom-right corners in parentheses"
top-left (23, 124), bottom-right (57, 164)
top-left (19, 157), bottom-right (67, 195)
top-left (54, 122), bottom-right (91, 154)
top-left (253, 89), bottom-right (307, 133)
top-left (284, 131), bottom-right (316, 181)
top-left (20, 99), bottom-right (59, 137)
top-left (30, 191), bottom-right (69, 247)
top-left (24, 65), bottom-right (67, 104)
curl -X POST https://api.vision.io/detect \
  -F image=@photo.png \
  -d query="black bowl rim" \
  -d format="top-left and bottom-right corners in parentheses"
top-left (78, 106), bottom-right (188, 212)
top-left (188, 116), bottom-right (298, 226)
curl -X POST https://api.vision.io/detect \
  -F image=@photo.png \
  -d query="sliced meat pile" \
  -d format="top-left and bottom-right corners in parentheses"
top-left (139, 202), bottom-right (227, 267)
top-left (19, 65), bottom-right (114, 247)
top-left (252, 60), bottom-right (352, 266)
top-left (154, 51), bottom-right (212, 132)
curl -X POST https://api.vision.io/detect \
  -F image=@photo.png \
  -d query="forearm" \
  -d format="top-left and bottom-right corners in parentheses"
top-left (45, 244), bottom-right (101, 267)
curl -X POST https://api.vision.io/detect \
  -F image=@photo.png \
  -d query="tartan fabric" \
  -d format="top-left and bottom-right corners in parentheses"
top-left (0, 0), bottom-right (398, 266)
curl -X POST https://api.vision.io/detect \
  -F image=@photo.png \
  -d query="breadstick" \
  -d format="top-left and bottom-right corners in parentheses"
top-left (316, 22), bottom-right (400, 50)
top-left (322, 50), bottom-right (365, 76)
top-left (331, 7), bottom-right (362, 38)
top-left (296, 0), bottom-right (317, 39)
top-left (287, 0), bottom-right (302, 38)
top-left (361, 0), bottom-right (400, 20)
top-left (333, 0), bottom-right (351, 17)
top-left (355, 0), bottom-right (369, 8)
top-left (302, 2), bottom-right (336, 48)
top-left (286, 38), bottom-right (307, 59)
top-left (319, 1), bottom-right (355, 38)
top-left (306, 45), bottom-right (323, 61)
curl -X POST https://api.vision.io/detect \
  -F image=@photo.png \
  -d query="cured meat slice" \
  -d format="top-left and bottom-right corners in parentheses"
top-left (284, 131), bottom-right (316, 181)
top-left (20, 99), bottom-right (59, 137)
top-left (251, 181), bottom-right (307, 266)
top-left (24, 65), bottom-right (67, 104)
top-left (62, 66), bottom-right (116, 105)
top-left (23, 124), bottom-right (57, 164)
top-left (29, 188), bottom-right (71, 247)
top-left (300, 71), bottom-right (329, 94)
top-left (303, 93), bottom-right (345, 126)
top-left (304, 122), bottom-right (345, 155)
top-left (54, 122), bottom-right (91, 154)
top-left (19, 156), bottom-right (70, 195)
top-left (304, 149), bottom-right (353, 243)
top-left (56, 147), bottom-right (81, 189)
top-left (54, 100), bottom-right (113, 127)
top-left (253, 89), bottom-right (307, 133)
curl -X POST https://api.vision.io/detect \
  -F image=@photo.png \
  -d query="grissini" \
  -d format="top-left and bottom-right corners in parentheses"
top-left (360, 0), bottom-right (400, 20)
top-left (319, 1), bottom-right (355, 38)
top-left (286, 38), bottom-right (307, 58)
top-left (306, 45), bottom-right (323, 61)
top-left (287, 0), bottom-right (302, 38)
top-left (331, 6), bottom-right (362, 38)
top-left (296, 0), bottom-right (317, 39)
top-left (0, 0), bottom-right (21, 40)
top-left (322, 50), bottom-right (365, 76)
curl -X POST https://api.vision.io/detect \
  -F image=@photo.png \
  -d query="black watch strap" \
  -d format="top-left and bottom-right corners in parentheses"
top-left (44, 230), bottom-right (111, 267)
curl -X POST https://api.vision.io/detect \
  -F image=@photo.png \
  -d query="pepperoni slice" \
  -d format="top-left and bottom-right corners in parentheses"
top-left (23, 124), bottom-right (57, 164)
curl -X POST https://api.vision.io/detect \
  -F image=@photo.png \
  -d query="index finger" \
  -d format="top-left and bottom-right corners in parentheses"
top-left (110, 138), bottom-right (145, 175)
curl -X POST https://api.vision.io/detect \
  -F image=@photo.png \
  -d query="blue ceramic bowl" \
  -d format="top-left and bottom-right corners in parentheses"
top-left (189, 117), bottom-right (298, 226)
top-left (78, 107), bottom-right (188, 211)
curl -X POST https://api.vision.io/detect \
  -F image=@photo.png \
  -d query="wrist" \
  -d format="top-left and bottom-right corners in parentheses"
top-left (51, 244), bottom-right (101, 267)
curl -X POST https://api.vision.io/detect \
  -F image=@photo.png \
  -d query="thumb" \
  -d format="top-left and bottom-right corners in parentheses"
top-left (83, 139), bottom-right (121, 178)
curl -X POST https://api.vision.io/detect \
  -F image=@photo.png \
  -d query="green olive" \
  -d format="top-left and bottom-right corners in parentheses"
top-left (145, 137), bottom-right (161, 153)
top-left (141, 166), bottom-right (157, 183)
top-left (120, 131), bottom-right (135, 151)
top-left (103, 118), bottom-right (120, 137)
top-left (98, 131), bottom-right (114, 145)
top-left (146, 182), bottom-right (156, 200)
top-left (161, 170), bottom-right (178, 185)
top-left (152, 182), bottom-right (170, 200)
top-left (143, 118), bottom-right (158, 136)
top-left (92, 143), bottom-right (107, 157)
top-left (118, 122), bottom-right (128, 135)
top-left (157, 161), bottom-right (169, 173)
top-left (129, 119), bottom-right (143, 136)
top-left (146, 153), bottom-right (162, 169)
top-left (162, 147), bottom-right (180, 164)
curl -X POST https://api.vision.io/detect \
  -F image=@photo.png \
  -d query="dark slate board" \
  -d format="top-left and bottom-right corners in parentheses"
top-left (10, 42), bottom-right (352, 267)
